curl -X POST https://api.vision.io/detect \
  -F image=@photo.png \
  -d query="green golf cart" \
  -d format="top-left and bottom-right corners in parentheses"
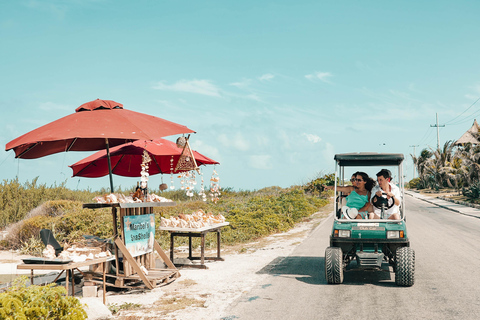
top-left (325, 152), bottom-right (415, 286)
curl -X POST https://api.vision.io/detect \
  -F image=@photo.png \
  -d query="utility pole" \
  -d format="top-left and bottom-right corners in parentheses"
top-left (409, 144), bottom-right (419, 179)
top-left (430, 113), bottom-right (445, 149)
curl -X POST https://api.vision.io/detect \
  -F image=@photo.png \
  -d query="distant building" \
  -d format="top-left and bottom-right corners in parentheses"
top-left (455, 119), bottom-right (480, 145)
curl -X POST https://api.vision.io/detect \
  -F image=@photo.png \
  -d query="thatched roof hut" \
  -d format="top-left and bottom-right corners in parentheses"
top-left (455, 119), bottom-right (480, 145)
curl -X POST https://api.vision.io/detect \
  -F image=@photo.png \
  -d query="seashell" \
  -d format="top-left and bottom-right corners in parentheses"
top-left (170, 218), bottom-right (179, 228)
top-left (160, 217), bottom-right (169, 227)
top-left (179, 220), bottom-right (188, 228)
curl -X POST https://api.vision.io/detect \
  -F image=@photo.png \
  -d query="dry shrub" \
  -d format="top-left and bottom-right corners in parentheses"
top-left (2, 200), bottom-right (113, 253)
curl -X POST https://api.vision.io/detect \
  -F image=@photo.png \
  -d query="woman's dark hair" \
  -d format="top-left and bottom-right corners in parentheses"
top-left (356, 172), bottom-right (375, 191)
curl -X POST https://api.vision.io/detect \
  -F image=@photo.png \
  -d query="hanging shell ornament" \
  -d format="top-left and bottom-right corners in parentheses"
top-left (176, 136), bottom-right (187, 148)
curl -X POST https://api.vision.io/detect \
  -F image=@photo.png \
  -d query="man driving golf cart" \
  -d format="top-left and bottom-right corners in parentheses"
top-left (369, 168), bottom-right (402, 220)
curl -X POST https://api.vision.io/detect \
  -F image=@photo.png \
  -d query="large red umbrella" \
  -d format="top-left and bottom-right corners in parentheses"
top-left (69, 138), bottom-right (219, 178)
top-left (5, 99), bottom-right (195, 192)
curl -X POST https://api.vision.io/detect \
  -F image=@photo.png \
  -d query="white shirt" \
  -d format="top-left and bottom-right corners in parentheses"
top-left (370, 182), bottom-right (401, 218)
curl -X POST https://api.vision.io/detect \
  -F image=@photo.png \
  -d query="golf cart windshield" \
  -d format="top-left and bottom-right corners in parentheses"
top-left (333, 152), bottom-right (405, 221)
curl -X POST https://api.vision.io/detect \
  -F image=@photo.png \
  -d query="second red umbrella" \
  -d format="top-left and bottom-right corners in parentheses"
top-left (69, 138), bottom-right (219, 178)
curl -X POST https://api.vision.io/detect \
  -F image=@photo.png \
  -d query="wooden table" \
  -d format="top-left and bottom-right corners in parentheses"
top-left (17, 257), bottom-right (112, 304)
top-left (160, 222), bottom-right (229, 269)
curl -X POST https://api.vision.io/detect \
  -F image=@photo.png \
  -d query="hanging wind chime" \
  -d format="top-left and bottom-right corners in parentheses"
top-left (209, 167), bottom-right (221, 203)
top-left (140, 149), bottom-right (151, 200)
top-left (175, 135), bottom-right (199, 198)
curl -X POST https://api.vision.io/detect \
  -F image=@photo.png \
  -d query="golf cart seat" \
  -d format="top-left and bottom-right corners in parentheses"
top-left (336, 194), bottom-right (348, 219)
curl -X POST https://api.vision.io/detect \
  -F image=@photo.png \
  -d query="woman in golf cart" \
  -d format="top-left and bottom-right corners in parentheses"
top-left (325, 172), bottom-right (375, 219)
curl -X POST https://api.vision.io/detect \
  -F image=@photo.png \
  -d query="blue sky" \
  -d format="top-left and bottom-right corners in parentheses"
top-left (1, 0), bottom-right (480, 192)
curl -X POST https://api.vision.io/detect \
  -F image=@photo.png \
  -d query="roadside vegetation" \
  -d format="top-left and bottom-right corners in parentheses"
top-left (0, 276), bottom-right (87, 319)
top-left (0, 174), bottom-right (333, 255)
top-left (409, 141), bottom-right (480, 203)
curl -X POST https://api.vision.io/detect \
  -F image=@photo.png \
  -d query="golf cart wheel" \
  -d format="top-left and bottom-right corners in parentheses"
top-left (325, 247), bottom-right (344, 284)
top-left (395, 247), bottom-right (415, 287)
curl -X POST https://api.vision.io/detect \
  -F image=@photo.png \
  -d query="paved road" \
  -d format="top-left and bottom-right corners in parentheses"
top-left (223, 195), bottom-right (480, 320)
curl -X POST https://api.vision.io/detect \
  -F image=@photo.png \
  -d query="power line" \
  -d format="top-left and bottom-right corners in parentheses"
top-left (445, 96), bottom-right (480, 125)
top-left (417, 126), bottom-right (434, 146)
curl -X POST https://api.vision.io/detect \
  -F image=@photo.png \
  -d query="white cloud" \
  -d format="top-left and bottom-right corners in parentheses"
top-left (259, 73), bottom-right (275, 81)
top-left (249, 155), bottom-right (273, 170)
top-left (230, 79), bottom-right (252, 89)
top-left (303, 133), bottom-right (322, 143)
top-left (465, 94), bottom-right (480, 101)
top-left (469, 83), bottom-right (480, 94)
top-left (305, 71), bottom-right (333, 83)
top-left (278, 131), bottom-right (291, 149)
top-left (218, 133), bottom-right (249, 151)
top-left (245, 93), bottom-right (262, 102)
top-left (323, 142), bottom-right (335, 163)
top-left (189, 140), bottom-right (221, 164)
top-left (24, 0), bottom-right (68, 20)
top-left (153, 79), bottom-right (221, 97)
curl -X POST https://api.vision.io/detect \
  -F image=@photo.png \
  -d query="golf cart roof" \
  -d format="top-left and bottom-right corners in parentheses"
top-left (334, 152), bottom-right (404, 166)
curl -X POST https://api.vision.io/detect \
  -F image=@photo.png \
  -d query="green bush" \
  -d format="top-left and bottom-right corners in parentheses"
top-left (0, 276), bottom-right (87, 319)
top-left (0, 178), bottom-right (96, 229)
top-left (407, 177), bottom-right (421, 189)
top-left (3, 202), bottom-right (112, 252)
top-left (304, 173), bottom-right (337, 196)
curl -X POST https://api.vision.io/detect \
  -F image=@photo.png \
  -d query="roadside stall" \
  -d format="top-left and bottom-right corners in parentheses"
top-left (71, 135), bottom-right (226, 269)
top-left (6, 99), bottom-right (195, 295)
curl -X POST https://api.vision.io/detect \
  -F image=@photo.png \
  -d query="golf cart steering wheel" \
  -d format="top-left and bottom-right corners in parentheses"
top-left (372, 192), bottom-right (395, 210)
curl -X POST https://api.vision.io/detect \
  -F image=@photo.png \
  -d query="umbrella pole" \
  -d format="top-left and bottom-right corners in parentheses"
top-left (105, 138), bottom-right (115, 194)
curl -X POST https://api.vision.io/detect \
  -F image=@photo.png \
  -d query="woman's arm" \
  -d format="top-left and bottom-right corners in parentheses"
top-left (359, 191), bottom-right (372, 212)
top-left (324, 185), bottom-right (354, 193)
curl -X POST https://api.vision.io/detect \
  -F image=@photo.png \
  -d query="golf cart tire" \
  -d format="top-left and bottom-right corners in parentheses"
top-left (325, 247), bottom-right (343, 284)
top-left (395, 247), bottom-right (415, 287)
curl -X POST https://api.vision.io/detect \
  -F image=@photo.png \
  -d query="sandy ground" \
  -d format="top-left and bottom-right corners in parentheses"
top-left (0, 204), bottom-right (331, 320)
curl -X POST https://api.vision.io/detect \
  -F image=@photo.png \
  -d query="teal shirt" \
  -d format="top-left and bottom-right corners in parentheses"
top-left (346, 190), bottom-right (368, 210)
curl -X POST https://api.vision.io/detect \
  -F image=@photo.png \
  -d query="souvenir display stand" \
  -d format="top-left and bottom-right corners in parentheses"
top-left (160, 222), bottom-right (229, 269)
top-left (83, 202), bottom-right (180, 290)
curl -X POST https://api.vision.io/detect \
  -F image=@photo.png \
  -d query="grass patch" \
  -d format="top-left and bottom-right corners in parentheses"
top-left (177, 278), bottom-right (197, 287)
top-left (153, 293), bottom-right (206, 315)
top-left (109, 302), bottom-right (143, 315)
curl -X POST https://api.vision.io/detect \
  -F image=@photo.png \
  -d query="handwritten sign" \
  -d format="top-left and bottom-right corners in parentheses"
top-left (123, 214), bottom-right (155, 257)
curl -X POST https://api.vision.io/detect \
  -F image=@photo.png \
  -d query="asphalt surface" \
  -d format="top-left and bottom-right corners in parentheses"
top-left (223, 193), bottom-right (480, 320)
top-left (405, 190), bottom-right (480, 219)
